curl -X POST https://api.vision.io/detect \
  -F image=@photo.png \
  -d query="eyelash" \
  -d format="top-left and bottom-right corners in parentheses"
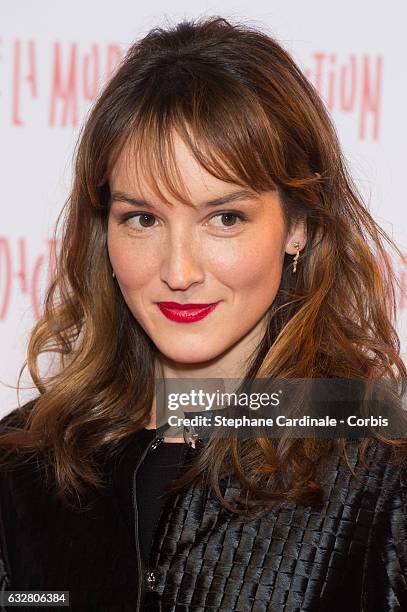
top-left (118, 211), bottom-right (249, 232)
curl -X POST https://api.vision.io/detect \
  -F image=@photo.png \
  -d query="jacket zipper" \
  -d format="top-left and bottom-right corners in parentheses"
top-left (132, 432), bottom-right (163, 612)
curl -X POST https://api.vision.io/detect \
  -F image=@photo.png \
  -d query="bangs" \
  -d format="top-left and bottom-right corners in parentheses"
top-left (106, 77), bottom-right (279, 208)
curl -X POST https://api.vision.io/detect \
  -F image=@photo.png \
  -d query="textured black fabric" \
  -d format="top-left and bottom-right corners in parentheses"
top-left (143, 441), bottom-right (407, 612)
top-left (0, 401), bottom-right (407, 611)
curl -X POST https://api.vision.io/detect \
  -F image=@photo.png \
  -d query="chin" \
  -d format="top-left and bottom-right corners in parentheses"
top-left (156, 343), bottom-right (224, 366)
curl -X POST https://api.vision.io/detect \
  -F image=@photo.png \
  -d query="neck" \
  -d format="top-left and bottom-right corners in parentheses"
top-left (146, 315), bottom-right (269, 438)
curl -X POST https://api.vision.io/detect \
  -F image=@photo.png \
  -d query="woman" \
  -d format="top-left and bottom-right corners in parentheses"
top-left (0, 15), bottom-right (406, 612)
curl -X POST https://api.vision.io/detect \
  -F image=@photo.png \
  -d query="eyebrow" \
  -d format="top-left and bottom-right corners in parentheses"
top-left (110, 189), bottom-right (258, 209)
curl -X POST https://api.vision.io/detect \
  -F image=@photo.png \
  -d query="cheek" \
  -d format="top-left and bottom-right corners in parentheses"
top-left (107, 225), bottom-right (158, 288)
top-left (209, 232), bottom-right (284, 291)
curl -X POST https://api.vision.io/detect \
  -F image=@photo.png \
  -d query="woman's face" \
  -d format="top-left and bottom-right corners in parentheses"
top-left (107, 134), bottom-right (306, 366)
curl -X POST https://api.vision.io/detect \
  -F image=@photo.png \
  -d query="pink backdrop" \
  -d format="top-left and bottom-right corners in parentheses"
top-left (1, 2), bottom-right (406, 413)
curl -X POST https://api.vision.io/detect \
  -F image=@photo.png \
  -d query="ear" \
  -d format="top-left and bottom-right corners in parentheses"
top-left (284, 218), bottom-right (307, 255)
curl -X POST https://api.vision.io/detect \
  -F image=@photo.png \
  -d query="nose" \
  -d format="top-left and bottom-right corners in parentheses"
top-left (160, 228), bottom-right (205, 291)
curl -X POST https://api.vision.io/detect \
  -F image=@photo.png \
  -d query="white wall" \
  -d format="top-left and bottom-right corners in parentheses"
top-left (1, 1), bottom-right (406, 412)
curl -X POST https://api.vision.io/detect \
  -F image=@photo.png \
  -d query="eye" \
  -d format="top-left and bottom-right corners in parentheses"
top-left (117, 210), bottom-right (248, 232)
top-left (119, 213), bottom-right (157, 231)
top-left (209, 212), bottom-right (248, 229)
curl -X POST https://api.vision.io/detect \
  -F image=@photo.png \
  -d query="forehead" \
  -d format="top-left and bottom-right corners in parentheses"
top-left (109, 131), bottom-right (250, 208)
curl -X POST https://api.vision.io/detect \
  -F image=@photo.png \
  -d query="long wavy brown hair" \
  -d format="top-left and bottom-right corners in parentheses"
top-left (1, 15), bottom-right (406, 517)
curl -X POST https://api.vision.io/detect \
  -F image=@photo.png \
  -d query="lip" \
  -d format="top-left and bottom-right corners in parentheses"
top-left (156, 301), bottom-right (221, 323)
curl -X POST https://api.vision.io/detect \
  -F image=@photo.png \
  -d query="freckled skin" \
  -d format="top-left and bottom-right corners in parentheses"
top-left (107, 134), bottom-right (307, 379)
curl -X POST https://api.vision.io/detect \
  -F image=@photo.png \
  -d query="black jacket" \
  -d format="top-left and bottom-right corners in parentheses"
top-left (0, 401), bottom-right (407, 611)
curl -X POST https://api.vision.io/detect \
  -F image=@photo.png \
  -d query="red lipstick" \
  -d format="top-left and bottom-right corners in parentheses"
top-left (156, 301), bottom-right (220, 323)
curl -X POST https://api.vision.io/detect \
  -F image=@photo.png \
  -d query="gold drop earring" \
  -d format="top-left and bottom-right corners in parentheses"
top-left (292, 242), bottom-right (300, 273)
top-left (112, 270), bottom-right (116, 278)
